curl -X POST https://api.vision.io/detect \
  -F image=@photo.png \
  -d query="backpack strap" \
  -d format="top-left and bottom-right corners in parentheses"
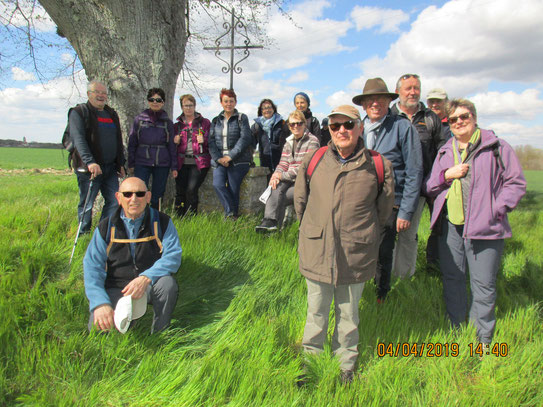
top-left (492, 141), bottom-right (505, 170)
top-left (368, 149), bottom-right (385, 192)
top-left (306, 146), bottom-right (328, 183)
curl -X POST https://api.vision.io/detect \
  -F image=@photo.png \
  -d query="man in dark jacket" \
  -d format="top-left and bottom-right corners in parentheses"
top-left (390, 74), bottom-right (449, 278)
top-left (70, 80), bottom-right (126, 234)
top-left (84, 177), bottom-right (181, 334)
top-left (294, 105), bottom-right (394, 384)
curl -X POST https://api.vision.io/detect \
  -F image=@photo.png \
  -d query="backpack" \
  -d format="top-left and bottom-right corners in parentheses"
top-left (62, 103), bottom-right (89, 168)
top-left (306, 146), bottom-right (385, 193)
top-left (98, 208), bottom-right (170, 256)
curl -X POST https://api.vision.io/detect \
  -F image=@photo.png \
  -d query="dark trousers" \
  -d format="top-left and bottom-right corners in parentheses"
top-left (174, 165), bottom-right (209, 216)
top-left (76, 163), bottom-right (119, 234)
top-left (212, 163), bottom-right (250, 216)
top-left (376, 207), bottom-right (399, 299)
top-left (134, 165), bottom-right (170, 209)
top-left (88, 275), bottom-right (179, 334)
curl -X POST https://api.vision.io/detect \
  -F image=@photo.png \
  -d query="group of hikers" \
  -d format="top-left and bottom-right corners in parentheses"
top-left (70, 74), bottom-right (526, 385)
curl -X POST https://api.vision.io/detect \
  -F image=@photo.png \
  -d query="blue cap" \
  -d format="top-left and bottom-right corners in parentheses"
top-left (294, 92), bottom-right (310, 107)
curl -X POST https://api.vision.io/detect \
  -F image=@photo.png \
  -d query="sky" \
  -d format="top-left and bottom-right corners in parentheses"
top-left (1, 0), bottom-right (542, 149)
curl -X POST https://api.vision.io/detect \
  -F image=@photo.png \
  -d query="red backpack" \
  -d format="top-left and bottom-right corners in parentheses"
top-left (306, 146), bottom-right (385, 192)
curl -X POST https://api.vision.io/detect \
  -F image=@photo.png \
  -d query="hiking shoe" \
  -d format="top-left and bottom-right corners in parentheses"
top-left (255, 218), bottom-right (278, 233)
top-left (340, 370), bottom-right (354, 384)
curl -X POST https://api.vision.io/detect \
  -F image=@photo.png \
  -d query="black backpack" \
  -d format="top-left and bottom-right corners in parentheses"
top-left (62, 103), bottom-right (89, 168)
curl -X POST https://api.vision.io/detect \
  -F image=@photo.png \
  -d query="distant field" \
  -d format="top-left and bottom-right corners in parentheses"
top-left (0, 147), bottom-right (67, 170)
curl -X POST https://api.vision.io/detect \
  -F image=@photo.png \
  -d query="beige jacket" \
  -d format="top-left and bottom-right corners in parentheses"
top-left (294, 139), bottom-right (395, 285)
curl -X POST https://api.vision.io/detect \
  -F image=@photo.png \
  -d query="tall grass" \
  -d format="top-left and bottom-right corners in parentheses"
top-left (0, 172), bottom-right (542, 406)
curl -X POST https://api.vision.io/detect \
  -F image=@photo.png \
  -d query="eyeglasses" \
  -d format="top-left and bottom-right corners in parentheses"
top-left (329, 120), bottom-right (356, 131)
top-left (90, 90), bottom-right (107, 96)
top-left (261, 105), bottom-right (273, 110)
top-left (288, 122), bottom-right (305, 128)
top-left (121, 191), bottom-right (147, 198)
top-left (182, 104), bottom-right (195, 108)
top-left (449, 113), bottom-right (471, 124)
top-left (148, 97), bottom-right (164, 103)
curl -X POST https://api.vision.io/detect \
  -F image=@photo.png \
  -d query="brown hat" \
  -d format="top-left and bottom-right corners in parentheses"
top-left (352, 78), bottom-right (398, 106)
top-left (327, 105), bottom-right (361, 120)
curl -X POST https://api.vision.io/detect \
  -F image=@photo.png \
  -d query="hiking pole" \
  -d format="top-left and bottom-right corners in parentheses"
top-left (70, 169), bottom-right (94, 265)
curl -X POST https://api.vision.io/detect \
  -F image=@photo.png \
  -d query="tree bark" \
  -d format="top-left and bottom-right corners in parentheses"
top-left (38, 0), bottom-right (187, 141)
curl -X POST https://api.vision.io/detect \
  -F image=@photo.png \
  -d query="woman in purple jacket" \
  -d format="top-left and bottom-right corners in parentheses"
top-left (173, 94), bottom-right (211, 216)
top-left (425, 99), bottom-right (526, 350)
top-left (128, 88), bottom-right (177, 209)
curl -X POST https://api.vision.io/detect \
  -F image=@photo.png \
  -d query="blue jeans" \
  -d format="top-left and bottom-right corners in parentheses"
top-left (76, 163), bottom-right (119, 234)
top-left (134, 165), bottom-right (170, 209)
top-left (212, 163), bottom-right (250, 216)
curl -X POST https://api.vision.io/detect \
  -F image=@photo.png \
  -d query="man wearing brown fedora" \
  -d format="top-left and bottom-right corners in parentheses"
top-left (390, 74), bottom-right (450, 279)
top-left (353, 78), bottom-right (423, 302)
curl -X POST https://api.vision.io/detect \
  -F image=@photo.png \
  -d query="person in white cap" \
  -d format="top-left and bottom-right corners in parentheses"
top-left (294, 105), bottom-right (394, 384)
top-left (84, 177), bottom-right (182, 333)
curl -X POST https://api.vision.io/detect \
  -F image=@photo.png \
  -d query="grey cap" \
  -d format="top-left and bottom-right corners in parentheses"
top-left (427, 88), bottom-right (448, 100)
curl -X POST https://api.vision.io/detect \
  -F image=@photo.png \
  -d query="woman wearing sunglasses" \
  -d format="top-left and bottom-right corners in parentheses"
top-left (173, 94), bottom-right (211, 217)
top-left (128, 88), bottom-right (177, 210)
top-left (425, 98), bottom-right (526, 351)
top-left (255, 110), bottom-right (319, 232)
top-left (208, 88), bottom-right (253, 219)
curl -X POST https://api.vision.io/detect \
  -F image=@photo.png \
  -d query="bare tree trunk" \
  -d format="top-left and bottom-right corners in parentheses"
top-left (38, 0), bottom-right (187, 143)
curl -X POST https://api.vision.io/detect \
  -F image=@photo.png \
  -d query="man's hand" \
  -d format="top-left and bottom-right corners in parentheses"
top-left (172, 170), bottom-right (178, 178)
top-left (397, 218), bottom-right (411, 232)
top-left (121, 275), bottom-right (151, 300)
top-left (93, 304), bottom-right (114, 331)
top-left (269, 172), bottom-right (281, 190)
top-left (88, 163), bottom-right (102, 179)
top-left (445, 164), bottom-right (469, 181)
top-left (217, 156), bottom-right (232, 167)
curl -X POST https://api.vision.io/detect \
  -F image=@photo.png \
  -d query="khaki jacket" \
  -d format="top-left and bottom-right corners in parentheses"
top-left (294, 139), bottom-right (395, 285)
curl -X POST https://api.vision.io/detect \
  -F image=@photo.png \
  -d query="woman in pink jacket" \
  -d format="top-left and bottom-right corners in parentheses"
top-left (425, 98), bottom-right (526, 350)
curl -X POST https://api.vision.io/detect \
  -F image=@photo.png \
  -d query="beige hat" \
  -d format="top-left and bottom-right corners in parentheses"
top-left (327, 105), bottom-right (361, 120)
top-left (114, 294), bottom-right (147, 334)
top-left (352, 78), bottom-right (399, 106)
top-left (427, 88), bottom-right (448, 100)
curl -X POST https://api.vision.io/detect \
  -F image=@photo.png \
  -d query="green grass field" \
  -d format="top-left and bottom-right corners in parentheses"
top-left (0, 147), bottom-right (68, 170)
top-left (0, 151), bottom-right (542, 406)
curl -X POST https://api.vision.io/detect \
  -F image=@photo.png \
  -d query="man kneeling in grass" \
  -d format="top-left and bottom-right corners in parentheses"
top-left (294, 105), bottom-right (394, 384)
top-left (84, 177), bottom-right (182, 333)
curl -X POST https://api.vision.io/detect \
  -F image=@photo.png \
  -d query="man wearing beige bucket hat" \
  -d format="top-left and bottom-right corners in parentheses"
top-left (353, 78), bottom-right (423, 302)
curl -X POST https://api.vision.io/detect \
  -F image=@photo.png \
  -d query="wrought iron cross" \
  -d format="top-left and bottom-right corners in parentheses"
top-left (204, 7), bottom-right (263, 90)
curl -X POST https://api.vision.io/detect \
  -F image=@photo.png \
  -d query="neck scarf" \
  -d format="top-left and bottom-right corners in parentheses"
top-left (363, 116), bottom-right (385, 150)
top-left (261, 115), bottom-right (275, 139)
top-left (445, 128), bottom-right (481, 225)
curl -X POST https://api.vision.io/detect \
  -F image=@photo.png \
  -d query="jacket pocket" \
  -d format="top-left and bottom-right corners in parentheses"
top-left (299, 222), bottom-right (324, 270)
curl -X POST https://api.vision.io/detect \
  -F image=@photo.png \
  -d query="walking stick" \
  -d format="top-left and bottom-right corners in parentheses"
top-left (69, 172), bottom-right (94, 265)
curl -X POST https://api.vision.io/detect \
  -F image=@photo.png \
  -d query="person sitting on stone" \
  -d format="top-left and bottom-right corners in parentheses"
top-left (84, 177), bottom-right (182, 333)
top-left (255, 110), bottom-right (319, 232)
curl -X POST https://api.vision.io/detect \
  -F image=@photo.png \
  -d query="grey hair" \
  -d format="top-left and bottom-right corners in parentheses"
top-left (395, 74), bottom-right (421, 92)
top-left (87, 80), bottom-right (106, 92)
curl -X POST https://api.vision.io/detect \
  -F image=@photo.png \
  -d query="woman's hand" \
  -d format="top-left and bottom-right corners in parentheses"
top-left (445, 164), bottom-right (469, 181)
top-left (217, 156), bottom-right (232, 167)
top-left (174, 134), bottom-right (181, 144)
top-left (269, 172), bottom-right (281, 190)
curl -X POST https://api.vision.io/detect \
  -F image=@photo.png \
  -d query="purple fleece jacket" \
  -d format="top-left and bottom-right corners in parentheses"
top-left (424, 129), bottom-right (526, 240)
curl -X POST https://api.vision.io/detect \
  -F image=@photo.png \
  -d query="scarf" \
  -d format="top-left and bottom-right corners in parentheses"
top-left (363, 116), bottom-right (385, 150)
top-left (445, 128), bottom-right (481, 225)
top-left (261, 115), bottom-right (275, 140)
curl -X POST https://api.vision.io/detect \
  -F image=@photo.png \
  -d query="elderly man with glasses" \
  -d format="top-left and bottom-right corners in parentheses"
top-left (84, 177), bottom-right (182, 334)
top-left (294, 105), bottom-right (394, 384)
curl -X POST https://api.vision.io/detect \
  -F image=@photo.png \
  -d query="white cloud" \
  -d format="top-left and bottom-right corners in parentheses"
top-left (325, 91), bottom-right (354, 109)
top-left (485, 122), bottom-right (543, 149)
top-left (0, 2), bottom-right (56, 32)
top-left (285, 71), bottom-right (309, 84)
top-left (471, 89), bottom-right (543, 121)
top-left (356, 0), bottom-right (543, 96)
top-left (351, 6), bottom-right (409, 33)
top-left (11, 67), bottom-right (37, 82)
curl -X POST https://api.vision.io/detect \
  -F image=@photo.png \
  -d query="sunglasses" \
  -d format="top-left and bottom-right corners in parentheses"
top-left (121, 191), bottom-right (147, 198)
top-left (288, 122), bottom-right (305, 128)
top-left (400, 73), bottom-right (420, 81)
top-left (449, 113), bottom-right (471, 124)
top-left (329, 120), bottom-right (356, 131)
top-left (148, 97), bottom-right (164, 103)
